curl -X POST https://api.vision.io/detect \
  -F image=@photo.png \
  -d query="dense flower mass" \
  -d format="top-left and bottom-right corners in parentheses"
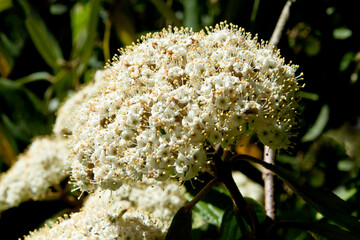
top-left (25, 179), bottom-right (185, 240)
top-left (69, 22), bottom-right (302, 192)
top-left (53, 69), bottom-right (108, 138)
top-left (0, 137), bottom-right (69, 212)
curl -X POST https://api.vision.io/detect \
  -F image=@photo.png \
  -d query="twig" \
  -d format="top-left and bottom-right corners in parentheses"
top-left (269, 0), bottom-right (293, 46)
top-left (263, 146), bottom-right (275, 220)
top-left (213, 145), bottom-right (256, 235)
top-left (184, 177), bottom-right (218, 211)
top-left (263, 0), bottom-right (294, 221)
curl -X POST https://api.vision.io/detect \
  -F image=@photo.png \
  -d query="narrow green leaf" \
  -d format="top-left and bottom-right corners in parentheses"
top-left (339, 52), bottom-right (355, 72)
top-left (15, 72), bottom-right (53, 86)
top-left (70, 0), bottom-right (100, 79)
top-left (298, 91), bottom-right (319, 101)
top-left (22, 87), bottom-right (45, 114)
top-left (219, 207), bottom-right (242, 240)
top-left (0, 39), bottom-right (14, 77)
top-left (25, 16), bottom-right (63, 70)
top-left (0, 123), bottom-right (19, 157)
top-left (165, 207), bottom-right (192, 240)
top-left (80, 0), bottom-right (100, 63)
top-left (1, 114), bottom-right (28, 141)
top-left (302, 104), bottom-right (329, 142)
top-left (70, 2), bottom-right (91, 47)
top-left (233, 155), bottom-right (360, 234)
top-left (333, 27), bottom-right (352, 40)
top-left (184, 0), bottom-right (199, 31)
top-left (49, 4), bottom-right (68, 15)
top-left (54, 69), bottom-right (73, 101)
top-left (250, 0), bottom-right (261, 24)
top-left (0, 78), bottom-right (20, 90)
top-left (0, 24), bottom-right (26, 57)
top-left (149, 0), bottom-right (182, 26)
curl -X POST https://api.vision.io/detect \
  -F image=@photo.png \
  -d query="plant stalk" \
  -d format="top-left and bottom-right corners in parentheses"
top-left (263, 145), bottom-right (275, 220)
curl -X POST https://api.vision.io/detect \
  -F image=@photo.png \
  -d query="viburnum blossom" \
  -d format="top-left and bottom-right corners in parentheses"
top-left (24, 179), bottom-right (185, 240)
top-left (69, 22), bottom-right (302, 192)
top-left (53, 69), bottom-right (109, 138)
top-left (0, 137), bottom-right (69, 212)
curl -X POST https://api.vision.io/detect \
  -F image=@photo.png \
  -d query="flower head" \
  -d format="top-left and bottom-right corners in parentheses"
top-left (0, 137), bottom-right (69, 212)
top-left (24, 179), bottom-right (185, 240)
top-left (69, 22), bottom-right (302, 192)
top-left (53, 69), bottom-right (109, 138)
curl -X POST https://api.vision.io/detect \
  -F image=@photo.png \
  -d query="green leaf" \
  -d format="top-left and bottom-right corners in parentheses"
top-left (165, 207), bottom-right (192, 240)
top-left (339, 52), bottom-right (355, 72)
top-left (22, 87), bottom-right (46, 114)
top-left (49, 3), bottom-right (68, 15)
top-left (185, 194), bottom-right (224, 227)
top-left (25, 15), bottom-right (63, 70)
top-left (0, 0), bottom-right (12, 13)
top-left (70, 2), bottom-right (91, 47)
top-left (232, 155), bottom-right (360, 235)
top-left (15, 72), bottom-right (53, 86)
top-left (70, 0), bottom-right (100, 77)
top-left (219, 207), bottom-right (242, 240)
top-left (184, 0), bottom-right (199, 31)
top-left (54, 69), bottom-right (73, 101)
top-left (333, 28), bottom-right (352, 40)
top-left (0, 78), bottom-right (20, 90)
top-left (302, 104), bottom-right (329, 142)
top-left (1, 114), bottom-right (28, 142)
top-left (298, 91), bottom-right (319, 101)
top-left (0, 38), bottom-right (14, 77)
top-left (80, 0), bottom-right (100, 63)
top-left (304, 36), bottom-right (321, 56)
top-left (244, 197), bottom-right (267, 224)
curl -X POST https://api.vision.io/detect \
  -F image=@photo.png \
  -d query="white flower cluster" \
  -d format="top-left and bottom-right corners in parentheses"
top-left (0, 69), bottom-right (108, 213)
top-left (53, 69), bottom-right (108, 138)
top-left (69, 22), bottom-right (301, 192)
top-left (0, 137), bottom-right (69, 212)
top-left (25, 179), bottom-right (185, 240)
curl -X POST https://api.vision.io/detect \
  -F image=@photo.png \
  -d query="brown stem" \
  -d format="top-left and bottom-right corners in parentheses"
top-left (184, 177), bottom-right (218, 212)
top-left (264, 0), bottom-right (295, 222)
top-left (213, 145), bottom-right (256, 235)
top-left (263, 146), bottom-right (275, 220)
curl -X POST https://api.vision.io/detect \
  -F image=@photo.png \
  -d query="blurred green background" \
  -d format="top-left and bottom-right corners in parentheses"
top-left (0, 0), bottom-right (359, 239)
